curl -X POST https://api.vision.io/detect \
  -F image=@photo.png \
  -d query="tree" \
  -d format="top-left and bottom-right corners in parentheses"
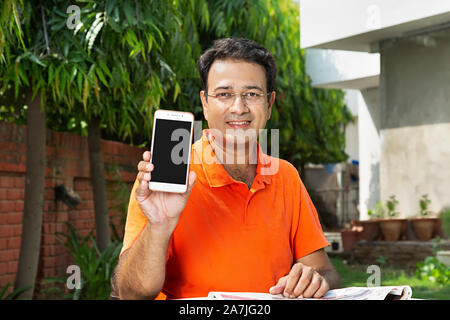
top-left (0, 0), bottom-right (204, 297)
top-left (161, 0), bottom-right (353, 173)
top-left (44, 0), bottom-right (206, 250)
top-left (1, 0), bottom-right (48, 299)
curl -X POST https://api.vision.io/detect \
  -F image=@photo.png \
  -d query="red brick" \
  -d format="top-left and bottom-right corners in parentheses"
top-left (6, 189), bottom-right (24, 200)
top-left (44, 179), bottom-right (57, 188)
top-left (13, 177), bottom-right (25, 188)
top-left (0, 274), bottom-right (15, 288)
top-left (43, 201), bottom-right (56, 212)
top-left (7, 212), bottom-right (22, 224)
top-left (12, 225), bottom-right (22, 236)
top-left (56, 212), bottom-right (69, 222)
top-left (42, 268), bottom-right (55, 278)
top-left (42, 223), bottom-right (52, 234)
top-left (0, 226), bottom-right (13, 238)
top-left (42, 235), bottom-right (56, 245)
top-left (0, 201), bottom-right (15, 213)
top-left (0, 250), bottom-right (17, 262)
top-left (0, 189), bottom-right (7, 200)
top-left (0, 262), bottom-right (7, 274)
top-left (43, 211), bottom-right (56, 223)
top-left (14, 201), bottom-right (24, 212)
top-left (7, 237), bottom-right (21, 250)
top-left (42, 257), bottom-right (56, 268)
top-left (44, 189), bottom-right (55, 200)
top-left (7, 261), bottom-right (18, 273)
top-left (0, 214), bottom-right (7, 224)
top-left (0, 176), bottom-right (15, 188)
top-left (0, 239), bottom-right (7, 250)
top-left (55, 224), bottom-right (65, 233)
top-left (0, 162), bottom-right (25, 172)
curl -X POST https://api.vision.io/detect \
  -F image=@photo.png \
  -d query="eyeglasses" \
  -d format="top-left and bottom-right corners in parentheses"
top-left (206, 91), bottom-right (272, 106)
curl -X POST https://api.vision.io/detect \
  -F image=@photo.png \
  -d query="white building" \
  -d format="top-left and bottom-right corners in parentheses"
top-left (300, 0), bottom-right (450, 220)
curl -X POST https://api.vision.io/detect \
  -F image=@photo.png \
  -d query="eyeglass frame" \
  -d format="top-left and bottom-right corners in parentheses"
top-left (205, 90), bottom-right (273, 106)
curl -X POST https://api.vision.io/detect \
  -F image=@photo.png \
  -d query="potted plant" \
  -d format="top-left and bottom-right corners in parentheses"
top-left (410, 194), bottom-right (437, 241)
top-left (359, 201), bottom-right (383, 241)
top-left (340, 228), bottom-right (360, 252)
top-left (378, 195), bottom-right (405, 241)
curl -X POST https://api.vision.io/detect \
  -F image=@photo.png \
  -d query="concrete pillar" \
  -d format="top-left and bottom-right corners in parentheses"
top-left (379, 28), bottom-right (450, 217)
top-left (358, 87), bottom-right (381, 220)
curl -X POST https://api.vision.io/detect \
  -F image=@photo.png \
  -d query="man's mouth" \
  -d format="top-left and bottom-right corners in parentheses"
top-left (226, 120), bottom-right (251, 128)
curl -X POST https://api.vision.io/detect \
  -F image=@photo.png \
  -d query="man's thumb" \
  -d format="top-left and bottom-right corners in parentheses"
top-left (135, 179), bottom-right (149, 201)
top-left (269, 276), bottom-right (287, 295)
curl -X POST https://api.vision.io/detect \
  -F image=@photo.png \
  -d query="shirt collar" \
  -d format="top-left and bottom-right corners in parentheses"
top-left (193, 129), bottom-right (273, 188)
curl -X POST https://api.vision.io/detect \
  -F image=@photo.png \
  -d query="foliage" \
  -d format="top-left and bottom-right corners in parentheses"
top-left (1, 0), bottom-right (352, 166)
top-left (385, 195), bottom-right (399, 218)
top-left (0, 282), bottom-right (31, 300)
top-left (419, 194), bottom-right (431, 217)
top-left (0, 0), bottom-right (203, 144)
top-left (331, 257), bottom-right (450, 300)
top-left (376, 255), bottom-right (387, 266)
top-left (43, 223), bottom-right (122, 300)
top-left (192, 0), bottom-right (353, 168)
top-left (441, 209), bottom-right (450, 239)
top-left (416, 256), bottom-right (450, 286)
top-left (368, 200), bottom-right (385, 219)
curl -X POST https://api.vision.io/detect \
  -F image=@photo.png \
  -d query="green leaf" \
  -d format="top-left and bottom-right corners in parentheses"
top-left (95, 67), bottom-right (108, 87)
top-left (123, 2), bottom-right (137, 26)
top-left (29, 54), bottom-right (46, 67)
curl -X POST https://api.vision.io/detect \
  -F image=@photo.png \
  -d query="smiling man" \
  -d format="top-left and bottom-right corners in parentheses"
top-left (116, 38), bottom-right (341, 300)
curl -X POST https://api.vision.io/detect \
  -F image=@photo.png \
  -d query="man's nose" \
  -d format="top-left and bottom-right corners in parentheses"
top-left (229, 95), bottom-right (249, 114)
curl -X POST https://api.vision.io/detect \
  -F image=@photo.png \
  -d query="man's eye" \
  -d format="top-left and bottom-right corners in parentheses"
top-left (245, 92), bottom-right (259, 97)
top-left (217, 92), bottom-right (232, 97)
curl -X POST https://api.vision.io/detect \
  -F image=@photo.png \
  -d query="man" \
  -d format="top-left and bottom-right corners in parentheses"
top-left (116, 38), bottom-right (341, 300)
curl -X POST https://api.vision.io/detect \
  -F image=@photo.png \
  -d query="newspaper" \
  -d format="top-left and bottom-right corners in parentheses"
top-left (207, 286), bottom-right (412, 300)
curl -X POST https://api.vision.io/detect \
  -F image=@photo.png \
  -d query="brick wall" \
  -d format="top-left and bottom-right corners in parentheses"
top-left (353, 240), bottom-right (450, 269)
top-left (0, 121), bottom-right (143, 296)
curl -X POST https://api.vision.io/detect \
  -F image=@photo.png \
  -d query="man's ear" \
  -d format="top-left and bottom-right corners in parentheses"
top-left (200, 90), bottom-right (209, 121)
top-left (267, 91), bottom-right (276, 120)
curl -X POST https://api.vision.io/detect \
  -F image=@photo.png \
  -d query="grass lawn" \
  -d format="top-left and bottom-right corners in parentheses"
top-left (330, 257), bottom-right (450, 300)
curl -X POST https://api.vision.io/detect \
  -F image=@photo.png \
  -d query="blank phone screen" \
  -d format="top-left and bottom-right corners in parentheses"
top-left (151, 118), bottom-right (192, 184)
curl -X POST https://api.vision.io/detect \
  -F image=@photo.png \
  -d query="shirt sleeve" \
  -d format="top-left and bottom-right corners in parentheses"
top-left (120, 179), bottom-right (174, 262)
top-left (291, 175), bottom-right (330, 260)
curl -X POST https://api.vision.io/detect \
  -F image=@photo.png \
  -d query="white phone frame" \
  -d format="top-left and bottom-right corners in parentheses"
top-left (149, 109), bottom-right (194, 193)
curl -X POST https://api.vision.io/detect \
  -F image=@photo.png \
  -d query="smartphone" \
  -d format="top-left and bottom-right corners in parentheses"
top-left (149, 109), bottom-right (194, 193)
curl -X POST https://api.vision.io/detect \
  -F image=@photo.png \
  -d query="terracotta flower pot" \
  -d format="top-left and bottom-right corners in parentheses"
top-left (411, 217), bottom-right (437, 241)
top-left (379, 219), bottom-right (403, 241)
top-left (340, 229), bottom-right (359, 252)
top-left (359, 220), bottom-right (380, 241)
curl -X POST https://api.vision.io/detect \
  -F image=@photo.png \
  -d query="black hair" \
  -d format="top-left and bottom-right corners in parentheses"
top-left (196, 37), bottom-right (278, 96)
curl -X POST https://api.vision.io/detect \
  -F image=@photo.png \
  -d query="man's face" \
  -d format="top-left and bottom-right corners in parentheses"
top-left (200, 59), bottom-right (275, 145)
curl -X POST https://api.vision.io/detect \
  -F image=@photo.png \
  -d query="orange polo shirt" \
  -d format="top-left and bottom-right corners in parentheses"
top-left (120, 129), bottom-right (329, 299)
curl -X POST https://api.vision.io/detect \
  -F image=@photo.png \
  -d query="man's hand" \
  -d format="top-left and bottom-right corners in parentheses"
top-left (269, 262), bottom-right (330, 299)
top-left (136, 151), bottom-right (196, 233)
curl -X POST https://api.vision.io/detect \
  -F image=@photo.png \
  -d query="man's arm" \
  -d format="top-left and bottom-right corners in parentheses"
top-left (295, 249), bottom-right (341, 289)
top-left (269, 249), bottom-right (341, 298)
top-left (116, 151), bottom-right (196, 299)
top-left (117, 223), bottom-right (171, 300)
